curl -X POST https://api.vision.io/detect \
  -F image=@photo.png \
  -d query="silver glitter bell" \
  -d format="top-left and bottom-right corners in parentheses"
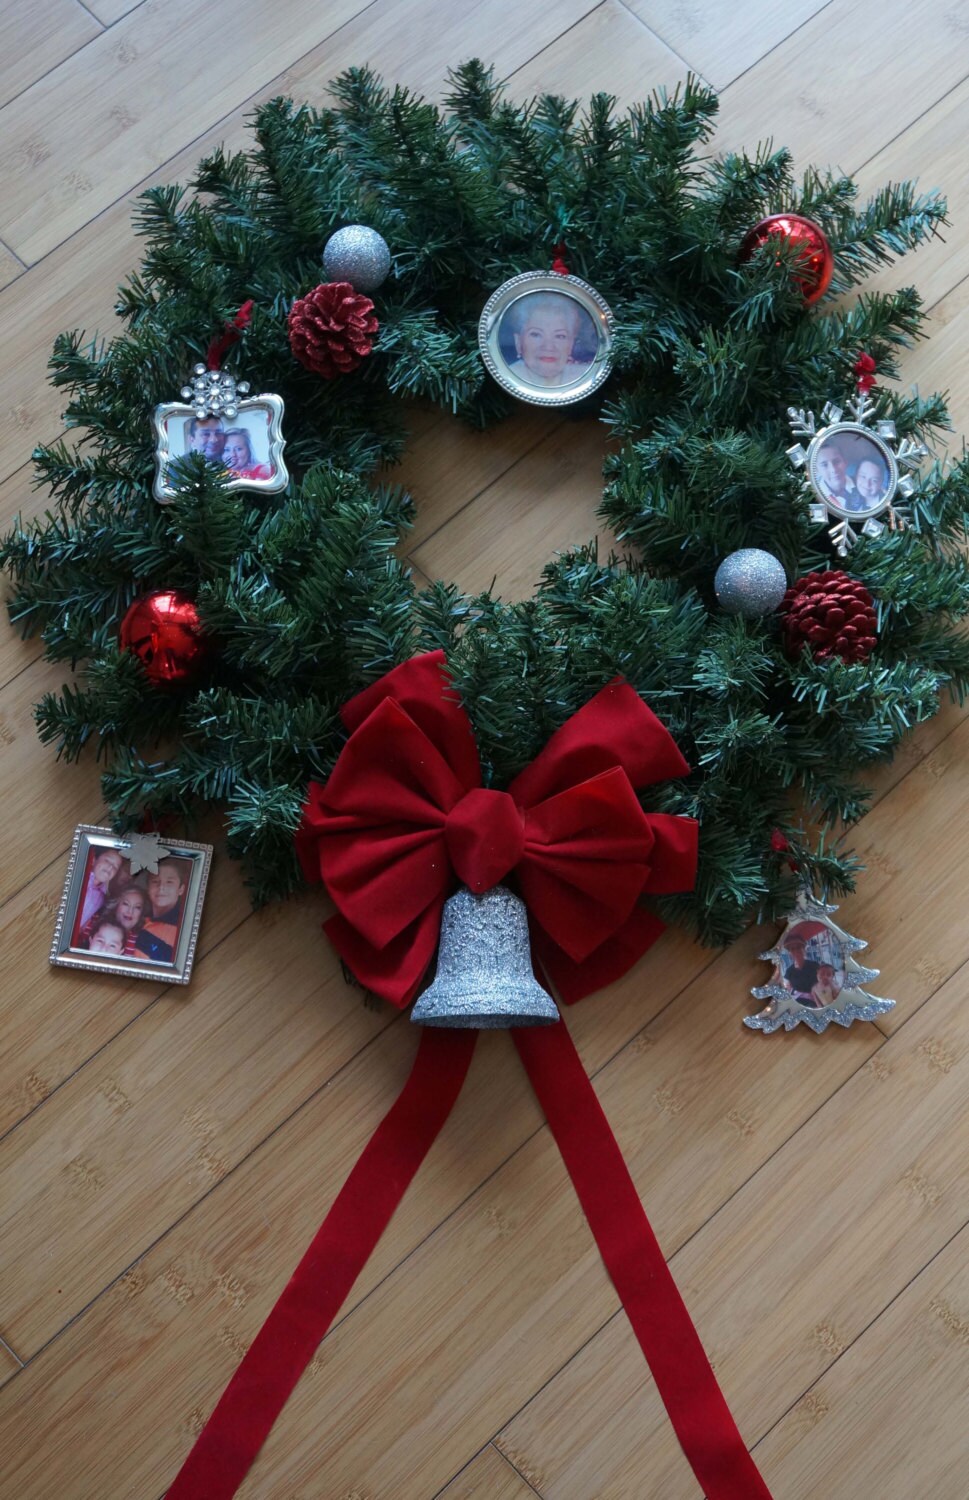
top-left (411, 886), bottom-right (560, 1029)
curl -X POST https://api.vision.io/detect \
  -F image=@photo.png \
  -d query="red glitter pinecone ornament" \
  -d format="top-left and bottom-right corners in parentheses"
top-left (781, 570), bottom-right (878, 664)
top-left (287, 281), bottom-right (378, 378)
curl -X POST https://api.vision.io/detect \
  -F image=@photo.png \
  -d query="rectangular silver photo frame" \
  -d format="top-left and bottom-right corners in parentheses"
top-left (50, 825), bottom-right (213, 985)
top-left (152, 394), bottom-right (288, 503)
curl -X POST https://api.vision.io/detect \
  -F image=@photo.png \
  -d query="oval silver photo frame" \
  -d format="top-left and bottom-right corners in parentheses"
top-left (477, 271), bottom-right (615, 408)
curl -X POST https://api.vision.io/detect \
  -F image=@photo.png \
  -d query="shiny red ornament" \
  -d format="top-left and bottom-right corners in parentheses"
top-left (119, 589), bottom-right (208, 685)
top-left (287, 281), bottom-right (378, 378)
top-left (781, 570), bottom-right (877, 664)
top-left (738, 213), bottom-right (834, 304)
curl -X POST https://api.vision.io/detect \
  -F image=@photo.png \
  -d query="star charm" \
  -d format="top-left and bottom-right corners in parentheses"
top-left (122, 831), bottom-right (165, 876)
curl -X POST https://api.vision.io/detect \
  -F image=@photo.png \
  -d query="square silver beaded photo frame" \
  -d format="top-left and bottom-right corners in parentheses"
top-left (50, 825), bottom-right (213, 985)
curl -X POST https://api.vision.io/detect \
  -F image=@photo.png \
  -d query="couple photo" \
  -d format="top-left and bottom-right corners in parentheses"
top-left (71, 846), bottom-right (190, 966)
top-left (175, 413), bottom-right (274, 479)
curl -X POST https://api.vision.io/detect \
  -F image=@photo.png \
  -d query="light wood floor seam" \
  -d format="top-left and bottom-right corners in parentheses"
top-left (0, 1), bottom-right (379, 272)
top-left (609, 0), bottom-right (714, 87)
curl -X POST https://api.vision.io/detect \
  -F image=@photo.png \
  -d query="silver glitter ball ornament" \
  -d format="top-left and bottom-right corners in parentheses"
top-left (714, 548), bottom-right (788, 617)
top-left (411, 885), bottom-right (560, 1029)
top-left (322, 225), bottom-right (391, 292)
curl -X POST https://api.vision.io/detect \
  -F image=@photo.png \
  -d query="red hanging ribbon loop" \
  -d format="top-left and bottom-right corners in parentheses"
top-left (166, 1017), bottom-right (774, 1500)
top-left (770, 826), bottom-right (800, 873)
top-left (853, 350), bottom-right (877, 394)
top-left (206, 299), bottom-right (255, 371)
top-left (551, 241), bottom-right (571, 275)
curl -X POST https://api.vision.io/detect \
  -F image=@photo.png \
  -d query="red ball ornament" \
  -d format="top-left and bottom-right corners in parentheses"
top-left (739, 213), bottom-right (833, 304)
top-left (287, 281), bottom-right (378, 379)
top-left (781, 570), bottom-right (877, 664)
top-left (119, 589), bottom-right (208, 685)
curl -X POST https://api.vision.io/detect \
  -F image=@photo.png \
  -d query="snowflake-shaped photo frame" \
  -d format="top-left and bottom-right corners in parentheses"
top-left (787, 390), bottom-right (928, 555)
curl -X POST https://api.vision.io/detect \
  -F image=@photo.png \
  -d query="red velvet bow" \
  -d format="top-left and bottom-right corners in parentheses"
top-left (295, 651), bottom-right (698, 1007)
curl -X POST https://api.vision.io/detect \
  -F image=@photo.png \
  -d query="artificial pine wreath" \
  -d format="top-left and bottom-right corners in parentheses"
top-left (3, 62), bottom-right (967, 951)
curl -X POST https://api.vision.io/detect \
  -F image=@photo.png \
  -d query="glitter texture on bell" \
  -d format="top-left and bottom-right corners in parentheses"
top-left (410, 885), bottom-right (560, 1029)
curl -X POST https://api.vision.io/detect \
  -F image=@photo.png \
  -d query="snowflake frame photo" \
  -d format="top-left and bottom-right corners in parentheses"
top-left (787, 389), bottom-right (928, 555)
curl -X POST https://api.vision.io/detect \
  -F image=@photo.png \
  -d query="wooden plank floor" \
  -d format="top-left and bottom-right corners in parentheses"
top-left (1, 3), bottom-right (968, 1496)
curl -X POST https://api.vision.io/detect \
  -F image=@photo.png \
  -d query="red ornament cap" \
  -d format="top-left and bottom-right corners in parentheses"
top-left (287, 281), bottom-right (379, 379)
top-left (781, 570), bottom-right (877, 664)
top-left (738, 213), bottom-right (834, 305)
top-left (119, 588), bottom-right (207, 685)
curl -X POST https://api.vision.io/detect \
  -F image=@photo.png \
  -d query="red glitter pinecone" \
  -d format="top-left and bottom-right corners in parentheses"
top-left (287, 281), bottom-right (378, 378)
top-left (781, 570), bottom-right (877, 664)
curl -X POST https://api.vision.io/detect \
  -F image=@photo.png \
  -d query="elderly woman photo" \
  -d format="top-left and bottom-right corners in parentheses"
top-left (501, 291), bottom-right (598, 388)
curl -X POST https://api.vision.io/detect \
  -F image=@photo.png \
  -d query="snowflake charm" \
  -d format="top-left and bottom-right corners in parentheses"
top-left (180, 363), bottom-right (251, 420)
top-left (786, 390), bottom-right (928, 556)
top-left (121, 830), bottom-right (165, 876)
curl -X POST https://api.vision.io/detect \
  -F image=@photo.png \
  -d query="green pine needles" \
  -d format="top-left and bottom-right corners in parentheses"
top-left (3, 63), bottom-right (967, 943)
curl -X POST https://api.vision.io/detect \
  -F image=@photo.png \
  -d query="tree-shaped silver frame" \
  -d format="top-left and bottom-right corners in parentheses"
top-left (744, 890), bottom-right (894, 1034)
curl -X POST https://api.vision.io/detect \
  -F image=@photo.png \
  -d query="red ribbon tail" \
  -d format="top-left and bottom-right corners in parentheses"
top-left (513, 1020), bottom-right (774, 1500)
top-left (165, 1027), bottom-right (477, 1500)
top-left (205, 299), bottom-right (255, 371)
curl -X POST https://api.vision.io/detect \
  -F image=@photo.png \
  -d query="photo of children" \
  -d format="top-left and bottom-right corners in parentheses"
top-left (165, 408), bottom-right (276, 482)
top-left (497, 291), bottom-right (600, 389)
top-left (811, 430), bottom-right (893, 516)
top-left (52, 827), bottom-right (212, 985)
top-left (775, 920), bottom-right (845, 1009)
top-left (70, 845), bottom-right (192, 966)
